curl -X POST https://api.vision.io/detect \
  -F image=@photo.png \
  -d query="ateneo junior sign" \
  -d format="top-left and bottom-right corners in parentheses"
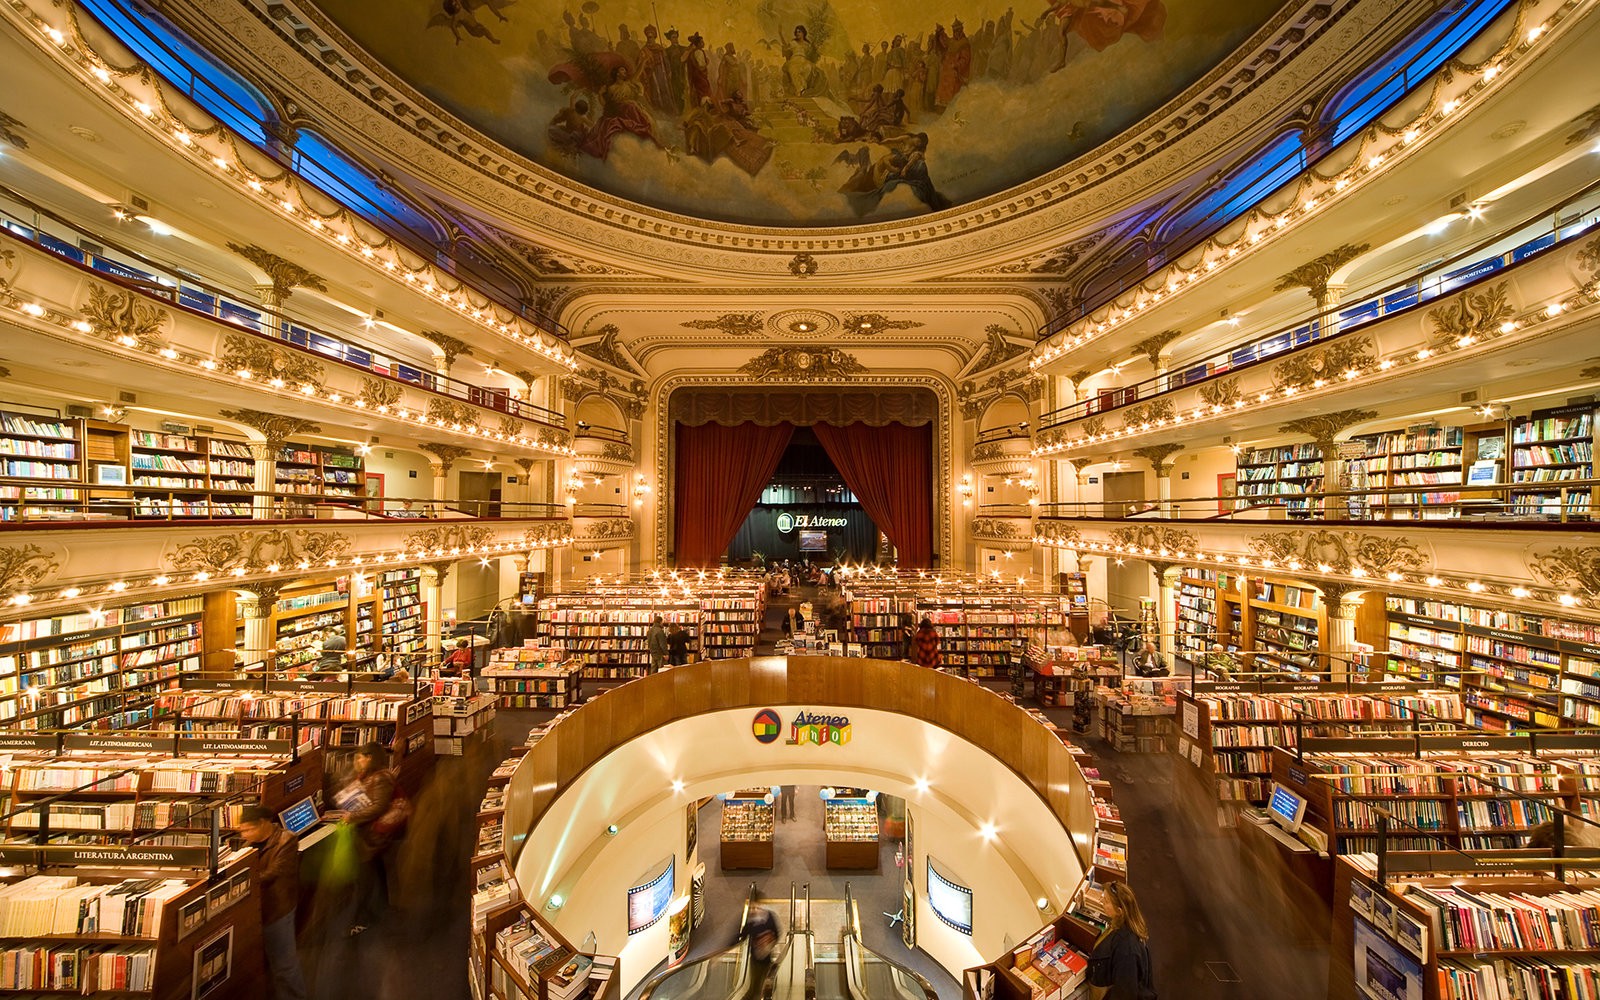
top-left (751, 709), bottom-right (853, 746)
top-left (775, 512), bottom-right (849, 533)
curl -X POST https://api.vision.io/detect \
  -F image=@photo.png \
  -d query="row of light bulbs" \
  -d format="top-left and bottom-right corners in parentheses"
top-left (24, 11), bottom-right (576, 371)
top-left (1037, 536), bottom-right (1585, 609)
top-left (1028, 18), bottom-right (1553, 371)
top-left (1032, 297), bottom-right (1576, 457)
top-left (5, 298), bottom-right (576, 457)
top-left (4, 535), bottom-right (576, 610)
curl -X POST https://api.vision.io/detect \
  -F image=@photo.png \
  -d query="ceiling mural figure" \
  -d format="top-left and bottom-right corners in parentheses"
top-left (315, 0), bottom-right (1286, 225)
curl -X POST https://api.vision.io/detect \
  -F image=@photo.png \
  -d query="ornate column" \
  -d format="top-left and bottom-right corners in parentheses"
top-left (420, 331), bottom-right (474, 379)
top-left (1132, 330), bottom-right (1182, 393)
top-left (420, 565), bottom-right (446, 656)
top-left (418, 443), bottom-right (472, 508)
top-left (1275, 243), bottom-right (1369, 340)
top-left (1157, 565), bottom-right (1183, 663)
top-left (1277, 409), bottom-right (1377, 520)
top-left (1320, 582), bottom-right (1366, 682)
top-left (1133, 444), bottom-right (1184, 516)
top-left (227, 243), bottom-right (327, 337)
top-left (235, 585), bottom-right (284, 672)
top-left (218, 409), bottom-right (323, 519)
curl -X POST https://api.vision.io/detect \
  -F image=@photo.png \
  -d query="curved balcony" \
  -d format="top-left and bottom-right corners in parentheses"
top-left (1034, 184), bottom-right (1600, 456)
top-left (970, 427), bottom-right (1035, 477)
top-left (571, 502), bottom-right (635, 550)
top-left (970, 503), bottom-right (1034, 550)
top-left (571, 424), bottom-right (635, 479)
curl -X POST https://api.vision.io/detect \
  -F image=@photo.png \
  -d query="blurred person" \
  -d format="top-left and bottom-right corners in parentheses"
top-left (314, 628), bottom-right (347, 674)
top-left (914, 617), bottom-right (943, 672)
top-left (777, 785), bottom-right (796, 822)
top-left (1088, 880), bottom-right (1155, 999)
top-left (737, 902), bottom-right (780, 999)
top-left (328, 742), bottom-right (397, 935)
top-left (667, 622), bottom-right (691, 666)
top-left (237, 805), bottom-right (307, 1000)
top-left (1528, 817), bottom-right (1600, 849)
top-left (647, 615), bottom-right (669, 674)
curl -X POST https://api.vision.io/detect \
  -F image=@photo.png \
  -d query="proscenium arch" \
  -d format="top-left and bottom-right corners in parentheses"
top-left (500, 657), bottom-right (1097, 992)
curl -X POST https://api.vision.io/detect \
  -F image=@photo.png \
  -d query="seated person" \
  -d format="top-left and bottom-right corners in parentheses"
top-left (1132, 641), bottom-right (1169, 677)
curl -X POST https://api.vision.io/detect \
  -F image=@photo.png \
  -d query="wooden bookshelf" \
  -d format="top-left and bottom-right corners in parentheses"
top-left (1246, 579), bottom-right (1325, 674)
top-left (913, 595), bottom-right (1071, 679)
top-left (0, 596), bottom-right (204, 731)
top-left (482, 648), bottom-right (582, 709)
top-left (1235, 443), bottom-right (1324, 514)
top-left (378, 568), bottom-right (426, 655)
top-left (1175, 569), bottom-right (1243, 656)
top-left (699, 597), bottom-right (762, 659)
top-left (0, 409), bottom-right (83, 521)
top-left (1511, 403), bottom-right (1593, 518)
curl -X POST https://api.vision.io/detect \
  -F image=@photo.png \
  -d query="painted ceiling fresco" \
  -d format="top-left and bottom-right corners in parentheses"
top-left (312, 0), bottom-right (1288, 226)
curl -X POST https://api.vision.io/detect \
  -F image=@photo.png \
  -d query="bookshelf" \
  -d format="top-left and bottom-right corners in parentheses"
top-left (1248, 579), bottom-right (1325, 674)
top-left (0, 410), bottom-right (82, 521)
top-left (1175, 569), bottom-right (1242, 656)
top-left (0, 596), bottom-right (204, 731)
top-left (1235, 443), bottom-right (1324, 514)
top-left (431, 677), bottom-right (496, 757)
top-left (1349, 427), bottom-right (1467, 519)
top-left (1510, 404), bottom-right (1593, 517)
top-left (699, 597), bottom-right (762, 659)
top-left (481, 904), bottom-right (619, 1000)
top-left (1381, 595), bottom-right (1600, 730)
top-left (379, 568), bottom-right (426, 655)
top-left (1174, 683), bottom-right (1464, 806)
top-left (129, 430), bottom-right (211, 518)
top-left (823, 794), bottom-right (879, 870)
top-left (848, 595), bottom-right (913, 660)
top-left (265, 578), bottom-right (383, 670)
top-left (483, 647), bottom-right (582, 709)
top-left (913, 595), bottom-right (1070, 679)
top-left (206, 438), bottom-right (256, 517)
top-left (537, 596), bottom-right (700, 681)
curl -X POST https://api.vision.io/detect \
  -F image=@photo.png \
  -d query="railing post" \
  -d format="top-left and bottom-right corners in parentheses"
top-left (1376, 812), bottom-right (1389, 884)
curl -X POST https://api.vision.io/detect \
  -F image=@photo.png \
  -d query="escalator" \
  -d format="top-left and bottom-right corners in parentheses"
top-left (637, 883), bottom-right (758, 1000)
top-left (838, 884), bottom-right (939, 1000)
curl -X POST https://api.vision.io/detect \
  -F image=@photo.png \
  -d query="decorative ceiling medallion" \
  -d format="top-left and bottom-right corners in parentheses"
top-left (770, 309), bottom-right (838, 339)
top-left (737, 348), bottom-right (866, 381)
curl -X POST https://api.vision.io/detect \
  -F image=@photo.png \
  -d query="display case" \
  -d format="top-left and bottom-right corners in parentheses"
top-left (483, 647), bottom-right (583, 709)
top-left (719, 791), bottom-right (774, 870)
top-left (823, 793), bottom-right (880, 870)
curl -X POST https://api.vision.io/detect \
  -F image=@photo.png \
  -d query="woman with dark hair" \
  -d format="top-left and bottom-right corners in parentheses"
top-left (1088, 880), bottom-right (1156, 999)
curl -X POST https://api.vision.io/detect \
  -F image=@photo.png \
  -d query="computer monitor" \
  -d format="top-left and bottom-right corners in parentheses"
top-left (1267, 783), bottom-right (1308, 833)
top-left (278, 795), bottom-right (321, 836)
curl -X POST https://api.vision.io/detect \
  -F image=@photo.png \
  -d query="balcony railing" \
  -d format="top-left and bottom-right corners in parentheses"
top-left (0, 476), bottom-right (570, 526)
top-left (574, 424), bottom-right (629, 443)
top-left (1039, 179), bottom-right (1600, 429)
top-left (974, 426), bottom-right (1032, 445)
top-left (571, 502), bottom-right (631, 519)
top-left (0, 186), bottom-right (566, 430)
top-left (1037, 477), bottom-right (1600, 525)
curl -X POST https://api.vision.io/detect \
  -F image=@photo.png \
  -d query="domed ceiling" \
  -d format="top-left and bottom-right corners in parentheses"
top-left (310, 0), bottom-right (1288, 227)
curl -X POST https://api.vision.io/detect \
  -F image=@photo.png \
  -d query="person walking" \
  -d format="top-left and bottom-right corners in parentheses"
top-left (237, 805), bottom-right (307, 1000)
top-left (667, 622), bottom-right (691, 666)
top-left (777, 785), bottom-right (796, 822)
top-left (1087, 881), bottom-right (1156, 1000)
top-left (737, 903), bottom-right (781, 1000)
top-left (913, 617), bottom-right (943, 672)
top-left (329, 742), bottom-right (397, 936)
top-left (647, 615), bottom-right (669, 674)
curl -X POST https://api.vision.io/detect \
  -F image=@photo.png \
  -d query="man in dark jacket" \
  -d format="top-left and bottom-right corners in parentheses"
top-left (667, 623), bottom-right (691, 666)
top-left (238, 805), bottom-right (307, 1000)
top-left (646, 615), bottom-right (669, 674)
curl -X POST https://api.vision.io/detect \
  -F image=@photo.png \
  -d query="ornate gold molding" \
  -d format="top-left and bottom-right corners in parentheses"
top-left (969, 326), bottom-right (1031, 373)
top-left (218, 409), bottom-right (322, 450)
top-left (417, 442), bottom-right (473, 473)
top-left (1278, 408), bottom-right (1379, 448)
top-left (1275, 243), bottom-right (1370, 301)
top-left (1271, 335), bottom-right (1376, 390)
top-left (842, 314), bottom-right (922, 335)
top-left (1133, 443), bottom-right (1184, 479)
top-left (166, 528), bottom-right (352, 577)
top-left (81, 283), bottom-right (168, 350)
top-left (226, 243), bottom-right (328, 296)
top-left (1131, 330), bottom-right (1183, 368)
top-left (358, 377), bottom-right (403, 409)
top-left (426, 398), bottom-right (480, 429)
top-left (1247, 529), bottom-right (1426, 578)
top-left (419, 330), bottom-right (475, 366)
top-left (576, 324), bottom-right (640, 374)
top-left (403, 523), bottom-right (497, 555)
top-left (522, 523), bottom-right (570, 547)
top-left (1529, 545), bottom-right (1600, 598)
top-left (219, 333), bottom-right (325, 387)
top-left (0, 543), bottom-right (58, 599)
top-left (0, 108), bottom-right (27, 148)
top-left (737, 348), bottom-right (865, 381)
top-left (1198, 377), bottom-right (1243, 408)
top-left (1427, 281), bottom-right (1515, 345)
top-left (579, 518), bottom-right (635, 541)
top-left (1120, 399), bottom-right (1176, 431)
top-left (681, 313), bottom-right (765, 337)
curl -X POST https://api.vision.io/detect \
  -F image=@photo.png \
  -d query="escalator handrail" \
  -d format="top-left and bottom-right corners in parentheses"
top-left (636, 883), bottom-right (760, 1000)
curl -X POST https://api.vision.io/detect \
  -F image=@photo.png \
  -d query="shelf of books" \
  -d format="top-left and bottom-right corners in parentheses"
top-left (483, 647), bottom-right (582, 709)
top-left (1175, 569), bottom-right (1243, 656)
top-left (720, 791), bottom-right (775, 870)
top-left (1511, 404), bottom-right (1593, 517)
top-left (154, 675), bottom-right (435, 794)
top-left (1348, 426), bottom-right (1469, 519)
top-left (1235, 443), bottom-right (1324, 514)
top-left (699, 596), bottom-right (762, 659)
top-left (1382, 595), bottom-right (1600, 731)
top-left (379, 568), bottom-right (426, 655)
top-left (267, 578), bottom-right (383, 670)
top-left (1248, 580), bottom-right (1325, 674)
top-left (479, 903), bottom-right (619, 1000)
top-left (431, 676), bottom-right (496, 757)
top-left (1271, 735), bottom-right (1600, 857)
top-left (0, 409), bottom-right (83, 522)
top-left (1174, 683), bottom-right (1465, 806)
top-left (1337, 844), bottom-right (1600, 1000)
top-left (537, 596), bottom-right (699, 681)
top-left (206, 438), bottom-right (256, 516)
top-left (0, 596), bottom-right (204, 731)
top-left (913, 596), bottom-right (1070, 679)
top-left (128, 430), bottom-right (212, 519)
top-left (847, 596), bottom-right (912, 660)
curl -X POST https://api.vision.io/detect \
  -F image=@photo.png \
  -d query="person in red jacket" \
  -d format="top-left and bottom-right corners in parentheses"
top-left (237, 805), bottom-right (307, 1000)
top-left (913, 617), bottom-right (944, 672)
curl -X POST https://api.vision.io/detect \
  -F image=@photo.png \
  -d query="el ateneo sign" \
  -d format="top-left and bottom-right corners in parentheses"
top-left (751, 708), bottom-right (853, 747)
top-left (775, 512), bottom-right (849, 533)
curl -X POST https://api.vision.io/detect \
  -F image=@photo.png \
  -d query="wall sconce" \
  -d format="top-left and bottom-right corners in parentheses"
top-left (957, 474), bottom-right (974, 507)
top-left (632, 473), bottom-right (652, 508)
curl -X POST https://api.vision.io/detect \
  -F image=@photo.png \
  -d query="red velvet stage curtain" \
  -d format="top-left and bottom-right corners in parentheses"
top-left (674, 422), bottom-right (794, 567)
top-left (812, 422), bottom-right (934, 567)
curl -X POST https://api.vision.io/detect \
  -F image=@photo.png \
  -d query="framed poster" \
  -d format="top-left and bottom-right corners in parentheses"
top-left (685, 802), bottom-right (699, 861)
top-left (192, 925), bottom-right (233, 1000)
top-left (627, 858), bottom-right (674, 935)
top-left (1217, 473), bottom-right (1238, 514)
top-left (95, 463), bottom-right (128, 486)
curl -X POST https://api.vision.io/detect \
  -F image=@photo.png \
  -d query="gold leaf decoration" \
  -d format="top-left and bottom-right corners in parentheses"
top-left (218, 333), bottom-right (325, 388)
top-left (1428, 281), bottom-right (1515, 345)
top-left (81, 283), bottom-right (168, 349)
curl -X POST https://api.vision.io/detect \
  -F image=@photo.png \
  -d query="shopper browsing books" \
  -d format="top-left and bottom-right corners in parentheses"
top-left (440, 638), bottom-right (474, 677)
top-left (667, 623), bottom-right (691, 666)
top-left (237, 805), bottom-right (308, 1000)
top-left (314, 628), bottom-right (348, 674)
top-left (328, 742), bottom-right (397, 935)
top-left (1087, 881), bottom-right (1156, 999)
top-left (646, 616), bottom-right (669, 674)
top-left (913, 618), bottom-right (943, 672)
